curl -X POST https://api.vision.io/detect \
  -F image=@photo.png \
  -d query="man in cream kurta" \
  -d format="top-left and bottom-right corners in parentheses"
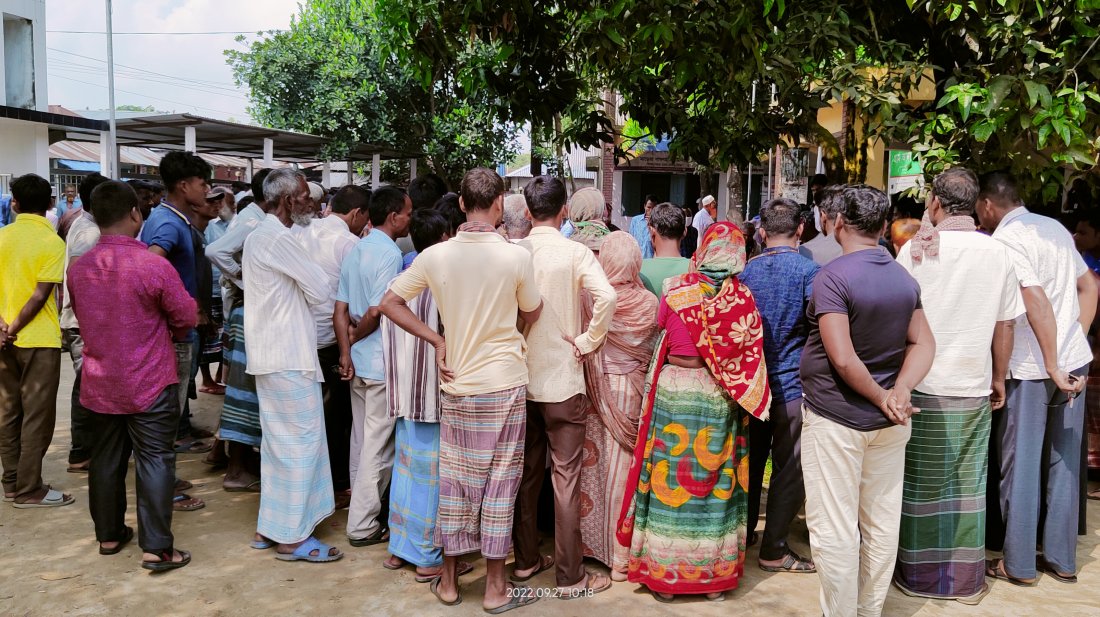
top-left (513, 176), bottom-right (616, 594)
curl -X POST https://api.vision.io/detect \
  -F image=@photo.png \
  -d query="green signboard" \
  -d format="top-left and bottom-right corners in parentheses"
top-left (889, 150), bottom-right (921, 177)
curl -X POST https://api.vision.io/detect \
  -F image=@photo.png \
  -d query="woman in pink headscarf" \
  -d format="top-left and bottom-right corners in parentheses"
top-left (578, 231), bottom-right (660, 579)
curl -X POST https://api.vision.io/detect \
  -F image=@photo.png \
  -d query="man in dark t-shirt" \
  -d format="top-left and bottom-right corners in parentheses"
top-left (798, 184), bottom-right (935, 617)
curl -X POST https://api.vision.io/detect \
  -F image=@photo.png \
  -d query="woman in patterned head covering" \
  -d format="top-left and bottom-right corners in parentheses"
top-left (568, 187), bottom-right (611, 253)
top-left (617, 222), bottom-right (771, 602)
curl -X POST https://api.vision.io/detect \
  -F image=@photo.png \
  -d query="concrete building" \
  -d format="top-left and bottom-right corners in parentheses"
top-left (1, 0), bottom-right (49, 190)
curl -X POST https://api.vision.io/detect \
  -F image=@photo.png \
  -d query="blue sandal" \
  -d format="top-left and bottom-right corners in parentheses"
top-left (275, 537), bottom-right (343, 563)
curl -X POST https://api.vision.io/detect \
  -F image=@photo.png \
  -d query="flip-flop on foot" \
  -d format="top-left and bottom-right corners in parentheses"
top-left (429, 576), bottom-right (461, 606)
top-left (275, 537), bottom-right (343, 563)
top-left (510, 554), bottom-right (554, 582)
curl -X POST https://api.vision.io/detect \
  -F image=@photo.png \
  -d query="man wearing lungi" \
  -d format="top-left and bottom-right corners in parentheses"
top-left (244, 168), bottom-right (341, 563)
top-left (380, 167), bottom-right (544, 612)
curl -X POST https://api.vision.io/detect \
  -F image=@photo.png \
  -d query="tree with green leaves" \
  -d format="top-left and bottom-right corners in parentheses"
top-left (372, 0), bottom-right (1100, 204)
top-left (225, 0), bottom-right (517, 187)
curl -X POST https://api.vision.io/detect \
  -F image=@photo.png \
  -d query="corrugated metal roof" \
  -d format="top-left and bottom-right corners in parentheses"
top-left (506, 147), bottom-right (598, 179)
top-left (49, 140), bottom-right (255, 168)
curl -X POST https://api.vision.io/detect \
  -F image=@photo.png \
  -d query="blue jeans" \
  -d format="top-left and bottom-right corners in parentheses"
top-left (997, 365), bottom-right (1087, 577)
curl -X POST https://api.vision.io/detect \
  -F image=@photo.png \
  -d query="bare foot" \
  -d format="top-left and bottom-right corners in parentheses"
top-left (610, 569), bottom-right (628, 582)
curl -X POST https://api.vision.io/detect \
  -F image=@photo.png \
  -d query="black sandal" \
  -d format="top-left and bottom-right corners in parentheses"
top-left (759, 550), bottom-right (816, 573)
top-left (142, 548), bottom-right (191, 573)
top-left (99, 526), bottom-right (134, 555)
top-left (1037, 556), bottom-right (1078, 584)
top-left (984, 558), bottom-right (1037, 586)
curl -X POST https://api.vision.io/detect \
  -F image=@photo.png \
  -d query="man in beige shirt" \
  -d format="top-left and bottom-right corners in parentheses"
top-left (512, 176), bottom-right (616, 596)
top-left (380, 168), bottom-right (544, 612)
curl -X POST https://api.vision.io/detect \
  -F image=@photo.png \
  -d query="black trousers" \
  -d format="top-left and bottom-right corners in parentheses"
top-left (88, 385), bottom-right (179, 553)
top-left (318, 345), bottom-right (352, 493)
top-left (64, 328), bottom-right (94, 465)
top-left (747, 397), bottom-right (806, 561)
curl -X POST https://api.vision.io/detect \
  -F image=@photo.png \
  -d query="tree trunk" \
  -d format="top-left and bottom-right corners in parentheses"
top-left (725, 163), bottom-right (746, 228)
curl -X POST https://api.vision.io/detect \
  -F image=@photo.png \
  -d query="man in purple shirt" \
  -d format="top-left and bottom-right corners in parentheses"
top-left (69, 181), bottom-right (198, 573)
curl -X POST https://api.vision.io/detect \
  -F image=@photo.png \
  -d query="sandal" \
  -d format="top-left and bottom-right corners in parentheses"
top-left (12, 487), bottom-right (75, 509)
top-left (250, 536), bottom-right (275, 550)
top-left (1037, 556), bottom-right (1078, 584)
top-left (652, 591), bottom-right (675, 603)
top-left (348, 527), bottom-right (389, 547)
top-left (985, 558), bottom-right (1037, 586)
top-left (190, 428), bottom-right (216, 439)
top-left (173, 494), bottom-right (206, 512)
top-left (759, 550), bottom-right (816, 573)
top-left (415, 560), bottom-right (474, 583)
top-left (99, 526), bottom-right (135, 555)
top-left (67, 461), bottom-right (90, 473)
top-left (275, 536), bottom-right (343, 563)
top-left (223, 479), bottom-right (260, 493)
top-left (1088, 488), bottom-right (1100, 501)
top-left (174, 439), bottom-right (212, 454)
top-left (174, 479), bottom-right (193, 492)
top-left (558, 571), bottom-right (612, 600)
top-left (142, 548), bottom-right (191, 573)
top-left (510, 554), bottom-right (554, 582)
top-left (198, 385), bottom-right (225, 395)
top-left (484, 585), bottom-right (538, 614)
top-left (429, 576), bottom-right (462, 607)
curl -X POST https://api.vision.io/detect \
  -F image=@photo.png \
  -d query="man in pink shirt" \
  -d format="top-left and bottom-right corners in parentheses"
top-left (68, 181), bottom-right (198, 573)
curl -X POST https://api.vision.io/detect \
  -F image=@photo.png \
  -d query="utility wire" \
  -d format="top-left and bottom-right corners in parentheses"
top-left (47, 72), bottom-right (243, 117)
top-left (48, 46), bottom-right (241, 88)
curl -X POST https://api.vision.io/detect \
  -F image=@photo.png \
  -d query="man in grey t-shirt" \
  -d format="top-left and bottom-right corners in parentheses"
top-left (799, 186), bottom-right (844, 266)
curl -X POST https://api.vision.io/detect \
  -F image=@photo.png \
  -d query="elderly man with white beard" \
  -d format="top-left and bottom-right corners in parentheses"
top-left (242, 168), bottom-right (342, 563)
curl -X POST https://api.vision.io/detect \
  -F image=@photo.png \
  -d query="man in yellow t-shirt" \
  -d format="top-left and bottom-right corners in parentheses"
top-left (0, 174), bottom-right (71, 508)
top-left (381, 168), bottom-right (544, 613)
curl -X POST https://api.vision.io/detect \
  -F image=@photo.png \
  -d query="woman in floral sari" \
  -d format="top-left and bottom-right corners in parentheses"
top-left (578, 232), bottom-right (660, 580)
top-left (617, 222), bottom-right (772, 602)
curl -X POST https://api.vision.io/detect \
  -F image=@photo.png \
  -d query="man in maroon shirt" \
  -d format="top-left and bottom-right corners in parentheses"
top-left (68, 181), bottom-right (198, 573)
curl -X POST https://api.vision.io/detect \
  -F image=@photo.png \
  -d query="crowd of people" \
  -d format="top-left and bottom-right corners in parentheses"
top-left (1, 152), bottom-right (1099, 616)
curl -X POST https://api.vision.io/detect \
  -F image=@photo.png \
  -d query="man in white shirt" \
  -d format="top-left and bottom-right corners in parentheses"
top-left (294, 185), bottom-right (368, 507)
top-left (205, 169), bottom-right (271, 490)
top-left (243, 168), bottom-right (342, 563)
top-left (894, 167), bottom-right (1023, 601)
top-left (512, 176), bottom-right (616, 596)
top-left (799, 185), bottom-right (844, 266)
top-left (335, 186), bottom-right (411, 546)
top-left (693, 194), bottom-right (717, 249)
top-left (59, 173), bottom-right (109, 473)
top-left (976, 171), bottom-right (1097, 585)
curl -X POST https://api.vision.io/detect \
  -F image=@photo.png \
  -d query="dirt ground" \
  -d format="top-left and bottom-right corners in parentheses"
top-left (1, 361), bottom-right (1098, 617)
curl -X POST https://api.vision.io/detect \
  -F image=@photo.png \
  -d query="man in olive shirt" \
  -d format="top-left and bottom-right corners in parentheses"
top-left (640, 202), bottom-right (691, 296)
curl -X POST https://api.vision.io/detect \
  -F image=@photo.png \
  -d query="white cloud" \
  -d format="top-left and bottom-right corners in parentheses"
top-left (45, 0), bottom-right (301, 121)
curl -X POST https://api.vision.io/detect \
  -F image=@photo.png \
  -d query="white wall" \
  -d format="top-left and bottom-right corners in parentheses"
top-left (0, 0), bottom-right (47, 111)
top-left (0, 118), bottom-right (50, 177)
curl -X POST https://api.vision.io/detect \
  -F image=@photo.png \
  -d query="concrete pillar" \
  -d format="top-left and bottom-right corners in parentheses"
top-left (717, 171), bottom-right (729, 222)
top-left (245, 159), bottom-right (253, 182)
top-left (263, 138), bottom-right (274, 166)
top-left (409, 158), bottom-right (417, 182)
top-left (184, 126), bottom-right (196, 153)
top-left (371, 153), bottom-right (381, 189)
top-left (322, 161), bottom-right (331, 187)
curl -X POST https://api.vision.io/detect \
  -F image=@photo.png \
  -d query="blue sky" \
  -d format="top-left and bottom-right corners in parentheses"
top-left (45, 0), bottom-right (300, 122)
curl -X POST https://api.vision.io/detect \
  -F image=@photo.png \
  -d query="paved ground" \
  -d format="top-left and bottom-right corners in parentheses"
top-left (1, 361), bottom-right (1099, 616)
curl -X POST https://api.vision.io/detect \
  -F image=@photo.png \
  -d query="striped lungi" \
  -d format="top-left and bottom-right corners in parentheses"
top-left (254, 371), bottom-right (335, 544)
top-left (200, 295), bottom-right (224, 364)
top-left (895, 392), bottom-right (990, 600)
top-left (387, 418), bottom-right (443, 568)
top-left (435, 386), bottom-right (526, 559)
top-left (219, 306), bottom-right (261, 446)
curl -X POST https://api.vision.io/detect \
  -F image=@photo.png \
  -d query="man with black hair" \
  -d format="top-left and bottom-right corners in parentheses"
top-left (639, 202), bottom-right (690, 296)
top-left (295, 184), bottom-right (367, 506)
top-left (433, 192), bottom-right (465, 236)
top-left (799, 185), bottom-right (845, 266)
top-left (205, 167), bottom-right (273, 490)
top-left (59, 172), bottom-right (110, 473)
top-left (800, 184), bottom-right (934, 617)
top-left (142, 151), bottom-right (213, 468)
top-left (380, 207), bottom-right (463, 579)
top-left (740, 197), bottom-right (819, 575)
top-left (408, 174), bottom-right (448, 211)
top-left (380, 167), bottom-right (543, 611)
top-left (59, 173), bottom-right (108, 240)
top-left (244, 168), bottom-right (341, 563)
top-left (336, 185), bottom-right (412, 546)
top-left (976, 171), bottom-right (1096, 585)
top-left (512, 174), bottom-right (616, 597)
top-left (68, 180), bottom-right (197, 572)
top-left (628, 194), bottom-right (658, 258)
top-left (0, 174), bottom-right (71, 508)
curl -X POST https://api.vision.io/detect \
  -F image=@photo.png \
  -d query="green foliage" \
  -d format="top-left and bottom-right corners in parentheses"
top-left (373, 0), bottom-right (1100, 203)
top-left (225, 0), bottom-right (516, 186)
top-left (116, 104), bottom-right (156, 112)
